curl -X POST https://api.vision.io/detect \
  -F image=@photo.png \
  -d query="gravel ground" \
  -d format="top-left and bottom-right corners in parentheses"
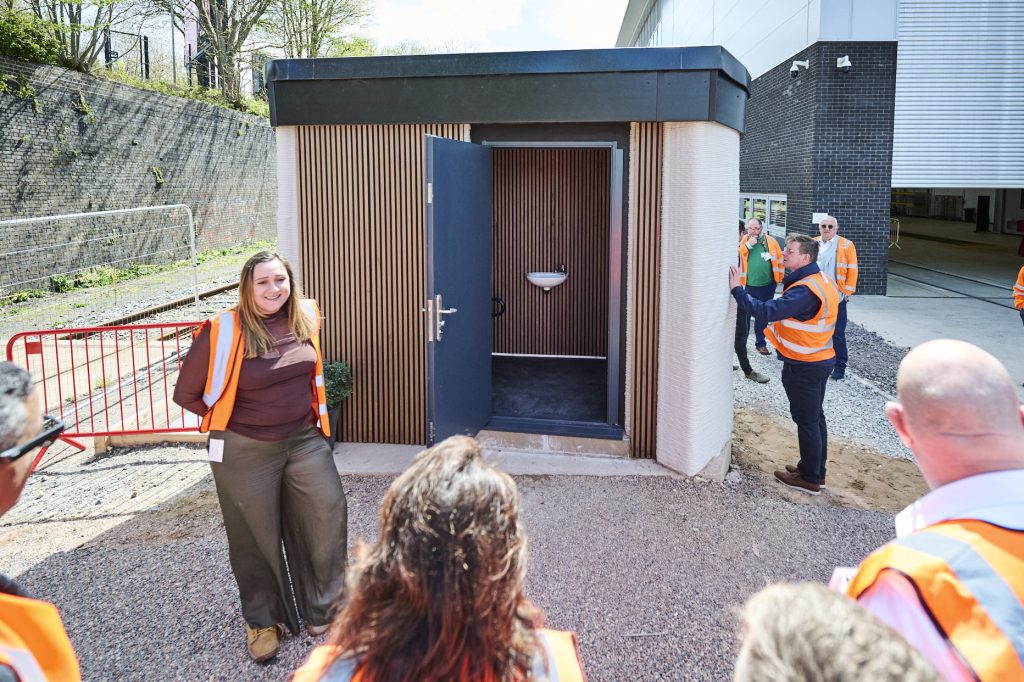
top-left (0, 320), bottom-right (917, 680)
top-left (12, 465), bottom-right (895, 681)
top-left (735, 321), bottom-right (912, 460)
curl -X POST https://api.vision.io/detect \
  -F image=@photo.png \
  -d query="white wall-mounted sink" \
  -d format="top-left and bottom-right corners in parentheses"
top-left (526, 272), bottom-right (568, 291)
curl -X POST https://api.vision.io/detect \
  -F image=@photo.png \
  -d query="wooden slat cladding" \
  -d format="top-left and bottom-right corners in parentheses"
top-left (295, 124), bottom-right (468, 444)
top-left (492, 148), bottom-right (610, 356)
top-left (628, 122), bottom-right (663, 458)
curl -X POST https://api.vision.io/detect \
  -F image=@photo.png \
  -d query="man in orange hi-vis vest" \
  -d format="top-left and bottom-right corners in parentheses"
top-left (729, 235), bottom-right (840, 495)
top-left (1016, 266), bottom-right (1024, 387)
top-left (840, 340), bottom-right (1024, 682)
top-left (0, 362), bottom-right (81, 681)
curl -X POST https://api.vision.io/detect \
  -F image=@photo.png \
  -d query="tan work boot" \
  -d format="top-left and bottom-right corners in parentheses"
top-left (246, 623), bottom-right (284, 663)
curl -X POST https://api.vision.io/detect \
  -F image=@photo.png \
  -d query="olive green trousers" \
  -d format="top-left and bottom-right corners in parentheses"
top-left (210, 426), bottom-right (347, 634)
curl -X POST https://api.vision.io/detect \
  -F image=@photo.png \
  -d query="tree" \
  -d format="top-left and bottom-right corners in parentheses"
top-left (264, 0), bottom-right (367, 59)
top-left (155, 0), bottom-right (272, 105)
top-left (25, 0), bottom-right (151, 71)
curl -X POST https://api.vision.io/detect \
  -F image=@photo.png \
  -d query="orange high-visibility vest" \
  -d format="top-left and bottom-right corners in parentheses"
top-left (0, 592), bottom-right (81, 682)
top-left (197, 299), bottom-right (330, 438)
top-left (1014, 266), bottom-right (1024, 310)
top-left (290, 628), bottom-right (586, 682)
top-left (764, 271), bottom-right (841, 363)
top-left (847, 520), bottom-right (1024, 681)
top-left (814, 235), bottom-right (858, 297)
top-left (738, 234), bottom-right (785, 286)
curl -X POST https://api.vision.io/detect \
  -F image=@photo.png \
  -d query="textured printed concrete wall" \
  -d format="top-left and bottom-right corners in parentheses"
top-left (741, 42), bottom-right (897, 295)
top-left (657, 122), bottom-right (738, 478)
top-left (0, 56), bottom-right (275, 290)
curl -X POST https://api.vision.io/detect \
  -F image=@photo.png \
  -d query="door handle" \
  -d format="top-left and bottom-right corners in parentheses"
top-left (434, 294), bottom-right (457, 341)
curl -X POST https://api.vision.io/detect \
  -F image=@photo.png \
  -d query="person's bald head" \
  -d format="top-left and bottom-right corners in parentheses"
top-left (886, 340), bottom-right (1024, 488)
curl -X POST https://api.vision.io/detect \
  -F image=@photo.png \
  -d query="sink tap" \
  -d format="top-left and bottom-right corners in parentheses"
top-left (556, 263), bottom-right (567, 274)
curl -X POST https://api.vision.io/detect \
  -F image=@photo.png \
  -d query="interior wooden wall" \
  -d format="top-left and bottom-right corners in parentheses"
top-left (628, 122), bottom-right (663, 459)
top-left (492, 148), bottom-right (610, 356)
top-left (296, 124), bottom-right (468, 444)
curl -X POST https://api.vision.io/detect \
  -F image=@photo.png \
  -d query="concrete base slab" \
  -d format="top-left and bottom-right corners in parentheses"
top-left (332, 441), bottom-right (678, 478)
top-left (476, 429), bottom-right (630, 457)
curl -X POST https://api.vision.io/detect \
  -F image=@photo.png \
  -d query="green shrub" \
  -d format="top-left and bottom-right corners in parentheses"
top-left (0, 10), bottom-right (61, 65)
top-left (323, 361), bottom-right (353, 407)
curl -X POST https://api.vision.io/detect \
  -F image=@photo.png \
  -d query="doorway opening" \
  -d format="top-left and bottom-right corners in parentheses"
top-left (485, 143), bottom-right (623, 439)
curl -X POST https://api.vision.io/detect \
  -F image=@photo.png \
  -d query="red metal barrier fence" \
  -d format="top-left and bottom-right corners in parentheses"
top-left (5, 321), bottom-right (203, 469)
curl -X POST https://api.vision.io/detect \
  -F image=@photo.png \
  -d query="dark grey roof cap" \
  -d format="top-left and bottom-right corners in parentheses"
top-left (265, 46), bottom-right (751, 131)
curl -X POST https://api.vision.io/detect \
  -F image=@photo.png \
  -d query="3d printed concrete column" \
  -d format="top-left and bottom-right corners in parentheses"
top-left (656, 121), bottom-right (739, 478)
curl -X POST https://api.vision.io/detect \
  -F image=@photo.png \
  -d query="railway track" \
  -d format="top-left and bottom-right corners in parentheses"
top-left (887, 260), bottom-right (1016, 310)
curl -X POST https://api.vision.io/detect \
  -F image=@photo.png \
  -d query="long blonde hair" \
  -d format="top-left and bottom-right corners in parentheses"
top-left (236, 251), bottom-right (316, 358)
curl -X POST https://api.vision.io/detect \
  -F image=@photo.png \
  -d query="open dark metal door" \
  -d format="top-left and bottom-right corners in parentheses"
top-left (424, 135), bottom-right (493, 444)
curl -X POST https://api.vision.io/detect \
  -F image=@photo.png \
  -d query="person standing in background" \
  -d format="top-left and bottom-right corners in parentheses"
top-left (735, 220), bottom-right (769, 383)
top-left (814, 215), bottom-right (858, 380)
top-left (737, 218), bottom-right (784, 371)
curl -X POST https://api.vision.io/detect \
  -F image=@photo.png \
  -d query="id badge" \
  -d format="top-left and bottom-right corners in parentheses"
top-left (208, 438), bottom-right (224, 463)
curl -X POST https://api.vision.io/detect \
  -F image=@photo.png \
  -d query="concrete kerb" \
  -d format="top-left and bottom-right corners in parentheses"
top-left (332, 441), bottom-right (686, 478)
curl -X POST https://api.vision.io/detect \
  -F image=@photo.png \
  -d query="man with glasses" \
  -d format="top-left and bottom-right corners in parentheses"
top-left (729, 236), bottom-right (840, 495)
top-left (0, 362), bottom-right (81, 680)
top-left (814, 215), bottom-right (858, 380)
top-left (738, 218), bottom-right (785, 370)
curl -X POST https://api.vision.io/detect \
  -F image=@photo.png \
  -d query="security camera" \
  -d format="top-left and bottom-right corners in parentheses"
top-left (790, 60), bottom-right (809, 78)
top-left (836, 55), bottom-right (852, 73)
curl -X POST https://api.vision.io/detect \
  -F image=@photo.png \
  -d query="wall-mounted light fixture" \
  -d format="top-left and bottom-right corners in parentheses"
top-left (836, 55), bottom-right (852, 73)
top-left (789, 60), bottom-right (809, 78)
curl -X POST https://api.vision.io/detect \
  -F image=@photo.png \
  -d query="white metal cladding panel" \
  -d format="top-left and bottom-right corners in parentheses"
top-left (656, 122), bottom-right (737, 476)
top-left (892, 0), bottom-right (1024, 187)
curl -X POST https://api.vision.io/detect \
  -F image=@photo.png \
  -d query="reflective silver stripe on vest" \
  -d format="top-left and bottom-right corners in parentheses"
top-left (779, 318), bottom-right (836, 333)
top-left (202, 312), bottom-right (236, 407)
top-left (770, 333), bottom-right (833, 355)
top-left (315, 375), bottom-right (324, 387)
top-left (838, 263), bottom-right (858, 269)
top-left (320, 655), bottom-right (358, 682)
top-left (900, 531), bottom-right (1024, 667)
top-left (319, 404), bottom-right (328, 415)
top-left (0, 646), bottom-right (48, 682)
top-left (1014, 284), bottom-right (1024, 292)
top-left (530, 631), bottom-right (562, 681)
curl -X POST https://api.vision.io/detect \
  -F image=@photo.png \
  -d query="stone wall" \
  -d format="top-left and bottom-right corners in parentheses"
top-left (0, 56), bottom-right (275, 293)
top-left (740, 42), bottom-right (897, 295)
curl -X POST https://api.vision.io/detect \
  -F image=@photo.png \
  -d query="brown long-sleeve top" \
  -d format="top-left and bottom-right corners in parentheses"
top-left (173, 309), bottom-right (318, 441)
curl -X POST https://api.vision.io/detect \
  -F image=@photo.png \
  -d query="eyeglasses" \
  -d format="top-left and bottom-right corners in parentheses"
top-left (820, 225), bottom-right (837, 231)
top-left (0, 414), bottom-right (65, 462)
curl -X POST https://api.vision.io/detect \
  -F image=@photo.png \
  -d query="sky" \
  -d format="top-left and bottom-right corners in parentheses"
top-left (361, 0), bottom-right (631, 53)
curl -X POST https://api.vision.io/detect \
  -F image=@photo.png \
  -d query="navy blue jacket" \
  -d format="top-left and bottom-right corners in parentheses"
top-left (731, 262), bottom-right (835, 367)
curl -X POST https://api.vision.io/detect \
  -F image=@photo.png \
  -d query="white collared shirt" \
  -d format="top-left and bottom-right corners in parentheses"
top-left (856, 470), bottom-right (1024, 681)
top-left (816, 236), bottom-right (838, 280)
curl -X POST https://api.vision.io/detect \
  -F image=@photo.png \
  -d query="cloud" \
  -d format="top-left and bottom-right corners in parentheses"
top-left (364, 0), bottom-right (628, 52)
top-left (366, 0), bottom-right (528, 49)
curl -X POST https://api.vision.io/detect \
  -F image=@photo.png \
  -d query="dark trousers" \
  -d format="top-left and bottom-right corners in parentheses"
top-left (210, 426), bottom-right (348, 633)
top-left (744, 283), bottom-right (777, 348)
top-left (734, 311), bottom-right (753, 374)
top-left (833, 299), bottom-right (849, 372)
top-left (781, 362), bottom-right (832, 484)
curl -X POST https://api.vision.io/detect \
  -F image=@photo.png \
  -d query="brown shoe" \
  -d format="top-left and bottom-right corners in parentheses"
top-left (306, 623), bottom-right (330, 637)
top-left (756, 346), bottom-right (771, 356)
top-left (246, 624), bottom-right (284, 663)
top-left (785, 464), bottom-right (826, 488)
top-left (774, 469), bottom-right (821, 495)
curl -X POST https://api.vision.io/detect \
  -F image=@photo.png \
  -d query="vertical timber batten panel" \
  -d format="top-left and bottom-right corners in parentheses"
top-left (492, 148), bottom-right (610, 357)
top-left (628, 122), bottom-right (662, 459)
top-left (296, 124), bottom-right (468, 444)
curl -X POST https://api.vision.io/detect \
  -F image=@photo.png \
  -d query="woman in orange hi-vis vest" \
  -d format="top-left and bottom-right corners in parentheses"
top-left (290, 436), bottom-right (587, 682)
top-left (174, 251), bottom-right (347, 663)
